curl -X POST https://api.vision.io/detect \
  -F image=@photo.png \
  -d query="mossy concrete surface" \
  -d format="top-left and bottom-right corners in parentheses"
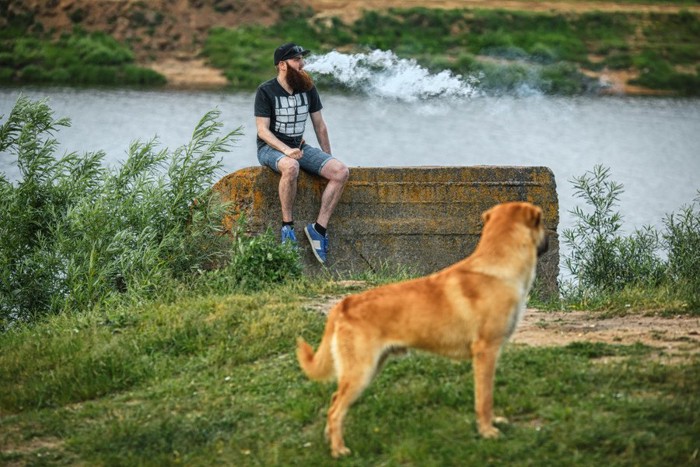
top-left (213, 166), bottom-right (559, 296)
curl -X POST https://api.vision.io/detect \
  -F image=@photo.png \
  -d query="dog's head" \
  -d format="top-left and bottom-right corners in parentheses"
top-left (482, 202), bottom-right (549, 257)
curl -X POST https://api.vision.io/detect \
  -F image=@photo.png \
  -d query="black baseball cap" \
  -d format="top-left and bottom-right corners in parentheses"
top-left (274, 42), bottom-right (310, 65)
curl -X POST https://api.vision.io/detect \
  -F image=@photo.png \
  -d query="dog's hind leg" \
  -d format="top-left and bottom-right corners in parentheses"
top-left (325, 334), bottom-right (381, 457)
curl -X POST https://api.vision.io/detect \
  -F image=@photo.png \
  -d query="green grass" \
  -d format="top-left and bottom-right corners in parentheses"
top-left (1, 282), bottom-right (698, 465)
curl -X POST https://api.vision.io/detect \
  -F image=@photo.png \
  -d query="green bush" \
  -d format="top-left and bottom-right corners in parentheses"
top-left (1, 96), bottom-right (302, 330)
top-left (603, 51), bottom-right (634, 70)
top-left (663, 194), bottom-right (700, 307)
top-left (0, 29), bottom-right (163, 85)
top-left (121, 64), bottom-right (167, 85)
top-left (211, 222), bottom-right (302, 292)
top-left (563, 166), bottom-right (666, 294)
top-left (630, 50), bottom-right (700, 94)
top-left (202, 26), bottom-right (281, 88)
top-left (540, 62), bottom-right (595, 94)
top-left (562, 165), bottom-right (699, 311)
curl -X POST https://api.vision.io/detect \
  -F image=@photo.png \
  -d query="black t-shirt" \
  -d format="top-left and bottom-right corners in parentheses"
top-left (254, 78), bottom-right (323, 150)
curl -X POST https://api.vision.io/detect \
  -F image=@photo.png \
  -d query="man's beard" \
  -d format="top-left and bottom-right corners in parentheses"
top-left (286, 66), bottom-right (314, 93)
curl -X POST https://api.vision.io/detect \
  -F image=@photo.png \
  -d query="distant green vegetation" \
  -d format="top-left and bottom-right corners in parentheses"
top-left (1, 5), bottom-right (698, 93)
top-left (204, 7), bottom-right (700, 95)
top-left (0, 28), bottom-right (165, 86)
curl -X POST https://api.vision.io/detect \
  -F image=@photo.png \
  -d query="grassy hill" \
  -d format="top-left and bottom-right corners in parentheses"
top-left (1, 280), bottom-right (698, 465)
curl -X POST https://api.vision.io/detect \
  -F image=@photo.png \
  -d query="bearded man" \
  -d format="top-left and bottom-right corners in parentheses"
top-left (254, 42), bottom-right (350, 265)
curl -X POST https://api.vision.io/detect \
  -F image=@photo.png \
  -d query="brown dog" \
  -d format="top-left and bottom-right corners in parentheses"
top-left (296, 201), bottom-right (549, 457)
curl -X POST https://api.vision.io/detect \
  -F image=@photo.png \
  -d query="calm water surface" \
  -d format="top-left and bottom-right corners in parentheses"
top-left (2, 87), bottom-right (699, 248)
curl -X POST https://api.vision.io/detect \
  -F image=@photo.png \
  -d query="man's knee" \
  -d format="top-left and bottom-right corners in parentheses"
top-left (337, 163), bottom-right (350, 183)
top-left (325, 160), bottom-right (350, 184)
top-left (278, 158), bottom-right (300, 178)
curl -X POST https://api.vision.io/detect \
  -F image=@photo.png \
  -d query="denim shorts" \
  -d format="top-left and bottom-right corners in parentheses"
top-left (257, 143), bottom-right (334, 176)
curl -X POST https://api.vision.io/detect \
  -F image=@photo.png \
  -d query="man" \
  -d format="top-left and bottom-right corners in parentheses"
top-left (254, 42), bottom-right (349, 265)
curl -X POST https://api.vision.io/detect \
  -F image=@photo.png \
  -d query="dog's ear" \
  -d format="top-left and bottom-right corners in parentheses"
top-left (482, 209), bottom-right (492, 225)
top-left (528, 206), bottom-right (543, 228)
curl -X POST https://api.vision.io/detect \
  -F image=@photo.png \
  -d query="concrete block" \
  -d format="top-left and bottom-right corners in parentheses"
top-left (213, 166), bottom-right (559, 297)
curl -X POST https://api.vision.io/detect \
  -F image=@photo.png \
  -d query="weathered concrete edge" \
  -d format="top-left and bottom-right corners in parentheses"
top-left (213, 166), bottom-right (560, 297)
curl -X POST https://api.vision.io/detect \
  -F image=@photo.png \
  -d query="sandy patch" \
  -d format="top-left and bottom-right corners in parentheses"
top-left (147, 56), bottom-right (228, 89)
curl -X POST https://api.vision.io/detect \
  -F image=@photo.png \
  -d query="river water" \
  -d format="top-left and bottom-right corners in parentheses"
top-left (1, 51), bottom-right (699, 272)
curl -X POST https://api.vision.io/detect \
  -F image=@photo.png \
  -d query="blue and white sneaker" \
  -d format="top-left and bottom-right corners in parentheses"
top-left (281, 225), bottom-right (297, 247)
top-left (304, 223), bottom-right (328, 264)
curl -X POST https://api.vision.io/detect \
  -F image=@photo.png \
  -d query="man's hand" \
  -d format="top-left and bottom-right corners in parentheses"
top-left (283, 147), bottom-right (303, 160)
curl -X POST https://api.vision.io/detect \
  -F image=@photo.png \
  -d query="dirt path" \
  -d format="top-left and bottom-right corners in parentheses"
top-left (307, 291), bottom-right (700, 362)
top-left (513, 309), bottom-right (700, 360)
top-left (149, 55), bottom-right (228, 89)
top-left (309, 0), bottom-right (700, 23)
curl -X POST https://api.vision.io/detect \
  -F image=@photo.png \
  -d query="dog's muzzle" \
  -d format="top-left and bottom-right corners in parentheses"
top-left (537, 234), bottom-right (549, 258)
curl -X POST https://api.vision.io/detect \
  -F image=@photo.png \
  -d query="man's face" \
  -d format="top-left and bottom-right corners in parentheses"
top-left (284, 55), bottom-right (305, 71)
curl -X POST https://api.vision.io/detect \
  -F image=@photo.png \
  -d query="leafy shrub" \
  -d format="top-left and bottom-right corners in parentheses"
top-left (202, 26), bottom-right (281, 89)
top-left (563, 165), bottom-right (666, 294)
top-left (121, 64), bottom-right (167, 85)
top-left (603, 51), bottom-right (633, 70)
top-left (562, 165), bottom-right (699, 310)
top-left (0, 29), bottom-right (163, 85)
top-left (663, 194), bottom-right (700, 307)
top-left (2, 96), bottom-right (297, 330)
top-left (222, 222), bottom-right (302, 291)
top-left (540, 62), bottom-right (595, 94)
top-left (530, 42), bottom-right (558, 63)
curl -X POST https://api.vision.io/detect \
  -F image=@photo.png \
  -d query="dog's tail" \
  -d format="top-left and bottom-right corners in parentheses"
top-left (296, 306), bottom-right (339, 382)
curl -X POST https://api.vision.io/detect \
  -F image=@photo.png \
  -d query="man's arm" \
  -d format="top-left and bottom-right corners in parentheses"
top-left (310, 111), bottom-right (332, 155)
top-left (256, 116), bottom-right (302, 160)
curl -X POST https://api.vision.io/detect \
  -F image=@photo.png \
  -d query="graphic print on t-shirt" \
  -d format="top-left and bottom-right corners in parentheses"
top-left (275, 92), bottom-right (308, 139)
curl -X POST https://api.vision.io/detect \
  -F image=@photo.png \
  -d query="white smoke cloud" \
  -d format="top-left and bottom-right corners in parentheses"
top-left (306, 50), bottom-right (479, 102)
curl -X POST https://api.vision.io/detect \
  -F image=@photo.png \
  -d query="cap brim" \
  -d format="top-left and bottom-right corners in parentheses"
top-left (290, 50), bottom-right (310, 60)
top-left (281, 49), bottom-right (310, 62)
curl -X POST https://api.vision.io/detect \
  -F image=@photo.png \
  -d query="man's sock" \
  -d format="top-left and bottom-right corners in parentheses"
top-left (313, 223), bottom-right (327, 236)
top-left (282, 221), bottom-right (294, 228)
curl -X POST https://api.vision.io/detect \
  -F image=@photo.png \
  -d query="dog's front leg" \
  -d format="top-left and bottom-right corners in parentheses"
top-left (471, 340), bottom-right (504, 438)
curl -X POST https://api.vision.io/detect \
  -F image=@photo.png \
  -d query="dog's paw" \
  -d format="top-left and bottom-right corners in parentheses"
top-left (493, 416), bottom-right (510, 425)
top-left (479, 425), bottom-right (502, 439)
top-left (331, 446), bottom-right (352, 458)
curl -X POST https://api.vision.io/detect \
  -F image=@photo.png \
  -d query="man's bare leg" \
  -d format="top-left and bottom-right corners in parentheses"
top-left (315, 159), bottom-right (349, 228)
top-left (277, 157), bottom-right (300, 223)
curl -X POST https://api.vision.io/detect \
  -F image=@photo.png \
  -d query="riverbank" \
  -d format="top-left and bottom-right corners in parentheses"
top-left (4, 0), bottom-right (699, 95)
top-left (147, 54), bottom-right (668, 95)
top-left (310, 0), bottom-right (700, 23)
